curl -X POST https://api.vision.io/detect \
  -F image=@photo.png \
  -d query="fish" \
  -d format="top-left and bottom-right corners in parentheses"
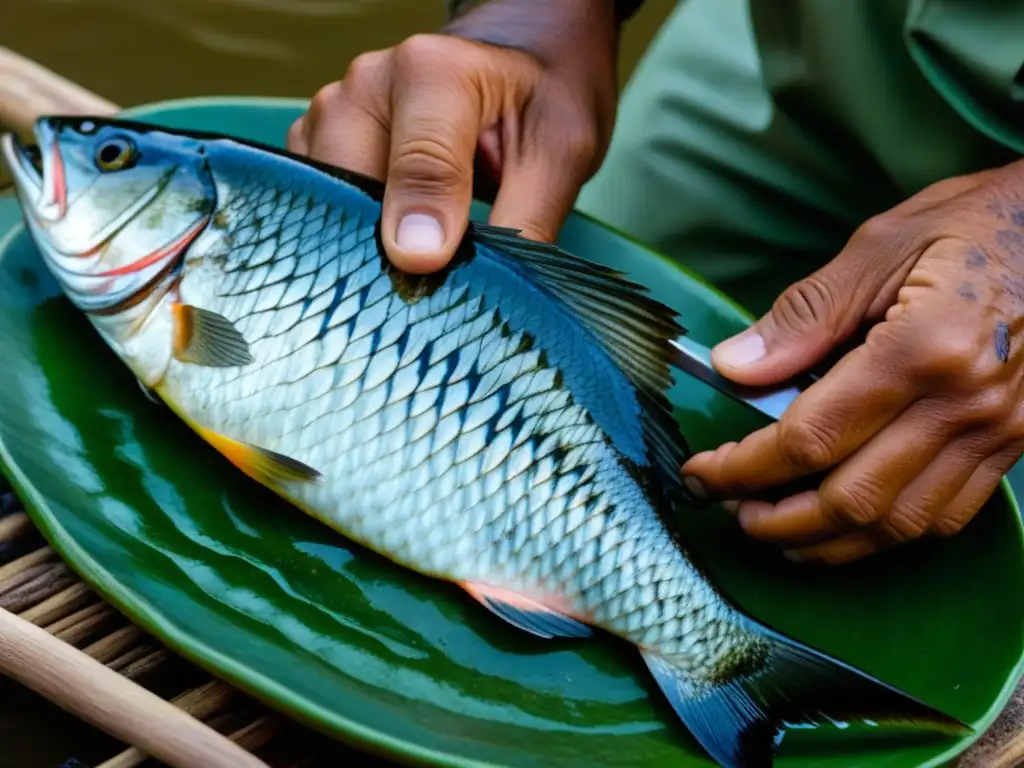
top-left (2, 116), bottom-right (970, 767)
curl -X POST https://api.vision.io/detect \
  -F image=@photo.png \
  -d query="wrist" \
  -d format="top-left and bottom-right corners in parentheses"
top-left (446, 0), bottom-right (642, 25)
top-left (442, 0), bottom-right (619, 69)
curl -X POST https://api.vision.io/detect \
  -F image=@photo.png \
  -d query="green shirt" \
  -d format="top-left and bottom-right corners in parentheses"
top-left (576, 0), bottom-right (1024, 312)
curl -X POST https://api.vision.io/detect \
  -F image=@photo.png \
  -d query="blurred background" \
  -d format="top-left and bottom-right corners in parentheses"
top-left (3, 0), bottom-right (677, 109)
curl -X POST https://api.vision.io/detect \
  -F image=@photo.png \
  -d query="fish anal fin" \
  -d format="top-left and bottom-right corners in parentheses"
top-left (172, 303), bottom-right (254, 367)
top-left (461, 582), bottom-right (592, 640)
top-left (136, 377), bottom-right (164, 406)
top-left (640, 622), bottom-right (970, 768)
top-left (198, 427), bottom-right (321, 488)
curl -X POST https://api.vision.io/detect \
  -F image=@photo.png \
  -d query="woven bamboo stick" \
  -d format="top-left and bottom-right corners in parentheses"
top-left (0, 607), bottom-right (269, 768)
top-left (0, 46), bottom-right (117, 133)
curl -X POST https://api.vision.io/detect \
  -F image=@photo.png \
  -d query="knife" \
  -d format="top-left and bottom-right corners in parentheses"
top-left (669, 335), bottom-right (826, 500)
top-left (668, 335), bottom-right (819, 422)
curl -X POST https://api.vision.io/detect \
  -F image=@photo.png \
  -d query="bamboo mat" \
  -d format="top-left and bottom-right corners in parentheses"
top-left (0, 473), bottom-right (398, 768)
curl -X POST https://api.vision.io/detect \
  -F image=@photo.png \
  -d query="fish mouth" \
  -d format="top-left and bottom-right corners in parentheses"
top-left (2, 123), bottom-right (69, 226)
top-left (1, 131), bottom-right (45, 205)
top-left (3, 124), bottom-right (179, 275)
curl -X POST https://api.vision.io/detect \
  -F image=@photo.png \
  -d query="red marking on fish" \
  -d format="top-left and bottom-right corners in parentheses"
top-left (43, 137), bottom-right (67, 220)
top-left (95, 217), bottom-right (209, 277)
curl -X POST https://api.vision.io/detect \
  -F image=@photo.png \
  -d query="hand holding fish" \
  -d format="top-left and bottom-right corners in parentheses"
top-left (286, 0), bottom-right (618, 274)
top-left (682, 159), bottom-right (1024, 565)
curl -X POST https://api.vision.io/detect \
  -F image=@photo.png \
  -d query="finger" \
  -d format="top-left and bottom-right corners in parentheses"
top-left (299, 55), bottom-right (393, 180)
top-left (286, 115), bottom-right (308, 155)
top-left (732, 399), bottom-right (951, 544)
top-left (782, 529), bottom-right (893, 565)
top-left (682, 442), bottom-right (736, 502)
top-left (682, 337), bottom-right (915, 495)
top-left (381, 41), bottom-right (492, 274)
top-left (712, 211), bottom-right (927, 388)
top-left (782, 435), bottom-right (1012, 565)
top-left (879, 433), bottom-right (993, 541)
top-left (488, 96), bottom-right (598, 243)
top-left (930, 444), bottom-right (1022, 537)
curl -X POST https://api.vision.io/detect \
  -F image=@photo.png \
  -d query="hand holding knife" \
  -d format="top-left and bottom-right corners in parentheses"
top-left (669, 334), bottom-right (818, 422)
top-left (668, 334), bottom-right (825, 503)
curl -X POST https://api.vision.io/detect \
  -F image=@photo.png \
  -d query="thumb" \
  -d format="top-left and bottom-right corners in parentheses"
top-left (712, 272), bottom-right (862, 387)
top-left (381, 63), bottom-right (484, 274)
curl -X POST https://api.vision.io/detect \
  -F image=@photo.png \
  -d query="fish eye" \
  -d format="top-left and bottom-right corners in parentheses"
top-left (94, 136), bottom-right (137, 172)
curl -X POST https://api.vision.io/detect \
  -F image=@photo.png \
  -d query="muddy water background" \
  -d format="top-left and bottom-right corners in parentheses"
top-left (3, 0), bottom-right (676, 113)
top-left (0, 2), bottom-right (676, 765)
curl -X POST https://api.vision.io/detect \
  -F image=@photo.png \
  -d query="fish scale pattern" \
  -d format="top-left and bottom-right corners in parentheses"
top-left (165, 170), bottom-right (755, 679)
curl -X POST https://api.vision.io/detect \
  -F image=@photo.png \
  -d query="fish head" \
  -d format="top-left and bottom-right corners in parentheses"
top-left (2, 116), bottom-right (219, 381)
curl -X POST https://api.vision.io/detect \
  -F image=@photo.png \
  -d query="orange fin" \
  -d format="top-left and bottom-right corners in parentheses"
top-left (197, 427), bottom-right (321, 487)
top-left (461, 583), bottom-right (592, 639)
top-left (172, 303), bottom-right (254, 367)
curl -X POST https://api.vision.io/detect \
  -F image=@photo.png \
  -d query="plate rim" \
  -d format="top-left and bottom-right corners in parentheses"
top-left (1, 97), bottom-right (1023, 767)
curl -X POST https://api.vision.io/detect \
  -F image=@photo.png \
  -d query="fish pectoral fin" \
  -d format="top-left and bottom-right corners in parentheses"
top-left (172, 303), bottom-right (254, 367)
top-left (198, 427), bottom-right (321, 487)
top-left (461, 582), bottom-right (593, 640)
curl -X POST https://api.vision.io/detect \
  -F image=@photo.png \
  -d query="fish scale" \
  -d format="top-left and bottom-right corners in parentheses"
top-left (177, 177), bottom-right (728, 656)
top-left (5, 117), bottom-right (969, 768)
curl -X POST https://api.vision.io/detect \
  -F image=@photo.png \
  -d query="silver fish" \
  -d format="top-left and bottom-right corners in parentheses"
top-left (2, 117), bottom-right (967, 767)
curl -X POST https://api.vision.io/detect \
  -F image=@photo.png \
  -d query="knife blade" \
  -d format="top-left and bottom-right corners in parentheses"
top-left (668, 335), bottom-right (819, 422)
top-left (669, 334), bottom-right (828, 501)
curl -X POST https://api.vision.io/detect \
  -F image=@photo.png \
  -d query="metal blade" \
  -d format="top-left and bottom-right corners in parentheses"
top-left (668, 335), bottom-right (817, 422)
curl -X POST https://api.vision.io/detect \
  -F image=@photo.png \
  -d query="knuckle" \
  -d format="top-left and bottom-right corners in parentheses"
top-left (308, 82), bottom-right (344, 119)
top-left (394, 33), bottom-right (460, 69)
top-left (904, 326), bottom-right (981, 382)
top-left (881, 501), bottom-right (933, 542)
top-left (963, 389), bottom-right (1015, 429)
top-left (822, 476), bottom-right (887, 528)
top-left (1005, 407), bottom-right (1024, 442)
top-left (853, 212), bottom-right (900, 246)
top-left (343, 50), bottom-right (388, 89)
top-left (777, 418), bottom-right (839, 472)
top-left (772, 275), bottom-right (837, 334)
top-left (391, 135), bottom-right (467, 192)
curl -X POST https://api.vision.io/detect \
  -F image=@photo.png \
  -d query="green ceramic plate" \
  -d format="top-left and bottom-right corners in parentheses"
top-left (1, 98), bottom-right (1022, 768)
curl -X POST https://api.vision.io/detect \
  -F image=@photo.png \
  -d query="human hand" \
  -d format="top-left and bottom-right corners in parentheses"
top-left (680, 159), bottom-right (1024, 565)
top-left (287, 0), bottom-right (621, 273)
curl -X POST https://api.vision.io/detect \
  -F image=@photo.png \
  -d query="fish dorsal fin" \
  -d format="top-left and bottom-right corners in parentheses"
top-left (469, 223), bottom-right (692, 498)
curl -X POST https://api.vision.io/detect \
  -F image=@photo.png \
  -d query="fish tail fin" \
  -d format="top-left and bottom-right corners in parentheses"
top-left (641, 621), bottom-right (970, 768)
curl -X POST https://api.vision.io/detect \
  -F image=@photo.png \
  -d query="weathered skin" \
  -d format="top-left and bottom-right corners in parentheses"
top-left (2, 117), bottom-right (966, 768)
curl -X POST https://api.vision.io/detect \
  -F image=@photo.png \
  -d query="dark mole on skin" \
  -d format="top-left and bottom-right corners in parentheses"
top-left (966, 246), bottom-right (988, 270)
top-left (958, 283), bottom-right (978, 302)
top-left (998, 229), bottom-right (1024, 257)
top-left (996, 321), bottom-right (1012, 363)
top-left (1014, 211), bottom-right (1024, 227)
